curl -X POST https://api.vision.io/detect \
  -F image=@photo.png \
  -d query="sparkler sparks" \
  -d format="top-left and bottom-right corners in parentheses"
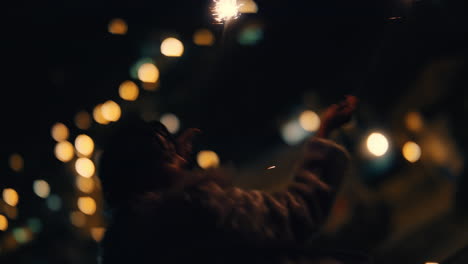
top-left (267, 166), bottom-right (276, 170)
top-left (213, 0), bottom-right (242, 23)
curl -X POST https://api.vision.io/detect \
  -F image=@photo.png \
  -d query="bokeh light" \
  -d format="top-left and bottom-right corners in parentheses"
top-left (197, 150), bottom-right (220, 169)
top-left (402, 141), bottom-right (422, 163)
top-left (4, 206), bottom-right (18, 220)
top-left (281, 120), bottom-right (309, 146)
top-left (366, 132), bottom-right (389, 157)
top-left (161, 37), bottom-right (184, 57)
top-left (46, 195), bottom-right (62, 211)
top-left (75, 111), bottom-right (92, 130)
top-left (91, 227), bottom-right (106, 242)
top-left (78, 197), bottom-right (97, 215)
top-left (75, 158), bottom-right (95, 178)
top-left (405, 111), bottom-right (424, 132)
top-left (54, 141), bottom-right (75, 162)
top-left (75, 134), bottom-right (95, 157)
top-left (299, 110), bottom-right (321, 132)
top-left (101, 100), bottom-right (122, 122)
top-left (193, 29), bottom-right (215, 46)
top-left (33, 180), bottom-right (50, 199)
top-left (70, 211), bottom-right (86, 227)
top-left (76, 176), bottom-right (95, 193)
top-left (108, 18), bottom-right (128, 35)
top-left (138, 63), bottom-right (160, 83)
top-left (93, 104), bottom-right (111, 125)
top-left (27, 218), bottom-right (42, 233)
top-left (160, 113), bottom-right (180, 134)
top-left (9, 153), bottom-right (24, 172)
top-left (51, 122), bottom-right (69, 142)
top-left (239, 0), bottom-right (258, 13)
top-left (238, 24), bottom-right (263, 45)
top-left (0, 214), bottom-right (8, 231)
top-left (13, 227), bottom-right (33, 244)
top-left (119, 80), bottom-right (139, 101)
top-left (3, 188), bottom-right (19, 207)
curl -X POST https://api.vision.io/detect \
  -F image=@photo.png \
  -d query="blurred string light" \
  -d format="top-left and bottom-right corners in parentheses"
top-left (138, 63), bottom-right (160, 84)
top-left (160, 113), bottom-right (180, 134)
top-left (33, 180), bottom-right (50, 199)
top-left (281, 119), bottom-right (310, 146)
top-left (91, 227), bottom-right (106, 242)
top-left (9, 153), bottom-right (24, 172)
top-left (70, 211), bottom-right (86, 227)
top-left (27, 218), bottom-right (42, 233)
top-left (239, 0), bottom-right (258, 13)
top-left (101, 100), bottom-right (122, 122)
top-left (3, 188), bottom-right (19, 207)
top-left (193, 29), bottom-right (215, 46)
top-left (299, 110), bottom-right (320, 132)
top-left (405, 111), bottom-right (424, 133)
top-left (160, 38), bottom-right (184, 57)
top-left (76, 176), bottom-right (95, 193)
top-left (75, 111), bottom-right (92, 130)
top-left (46, 194), bottom-right (62, 211)
top-left (93, 104), bottom-right (111, 125)
top-left (402, 141), bottom-right (421, 163)
top-left (366, 132), bottom-right (389, 157)
top-left (75, 158), bottom-right (95, 178)
top-left (197, 150), bottom-right (220, 169)
top-left (54, 141), bottom-right (75, 162)
top-left (238, 23), bottom-right (263, 45)
top-left (12, 227), bottom-right (33, 244)
top-left (213, 0), bottom-right (241, 23)
top-left (0, 214), bottom-right (8, 231)
top-left (108, 18), bottom-right (128, 35)
top-left (78, 197), bottom-right (97, 215)
top-left (119, 80), bottom-right (139, 101)
top-left (51, 122), bottom-right (69, 142)
top-left (75, 134), bottom-right (95, 157)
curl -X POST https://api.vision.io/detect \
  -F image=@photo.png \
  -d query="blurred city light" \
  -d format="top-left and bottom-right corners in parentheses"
top-left (93, 104), bottom-right (111, 125)
top-left (299, 110), bottom-right (321, 132)
top-left (54, 141), bottom-right (75, 162)
top-left (405, 111), bottom-right (424, 133)
top-left (239, 0), bottom-right (258, 13)
top-left (70, 211), bottom-right (86, 227)
top-left (51, 122), bottom-right (69, 142)
top-left (213, 0), bottom-right (241, 23)
top-left (281, 119), bottom-right (309, 146)
top-left (12, 227), bottom-right (33, 244)
top-left (75, 134), bottom-right (95, 157)
top-left (402, 141), bottom-right (422, 163)
top-left (108, 18), bottom-right (128, 35)
top-left (238, 24), bottom-right (263, 45)
top-left (197, 150), bottom-right (220, 169)
top-left (160, 37), bottom-right (184, 57)
top-left (76, 176), bottom-right (95, 193)
top-left (91, 227), bottom-right (106, 242)
top-left (0, 214), bottom-right (8, 231)
top-left (3, 188), bottom-right (19, 207)
top-left (33, 180), bottom-right (50, 198)
top-left (46, 194), bottom-right (62, 211)
top-left (193, 29), bottom-right (215, 46)
top-left (160, 113), bottom-right (180, 134)
top-left (75, 111), bottom-right (92, 130)
top-left (101, 100), bottom-right (122, 122)
top-left (75, 158), bottom-right (95, 178)
top-left (78, 197), bottom-right (97, 215)
top-left (118, 80), bottom-right (139, 101)
top-left (366, 132), bottom-right (389, 157)
top-left (138, 63), bottom-right (160, 83)
top-left (9, 153), bottom-right (24, 172)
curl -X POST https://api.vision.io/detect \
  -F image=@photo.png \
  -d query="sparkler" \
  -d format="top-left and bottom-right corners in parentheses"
top-left (212, 0), bottom-right (242, 44)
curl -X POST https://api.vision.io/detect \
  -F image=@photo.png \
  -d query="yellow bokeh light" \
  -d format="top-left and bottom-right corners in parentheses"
top-left (299, 110), bottom-right (321, 132)
top-left (405, 111), bottom-right (424, 132)
top-left (119, 80), bottom-right (139, 101)
top-left (77, 197), bottom-right (97, 215)
top-left (101, 100), bottom-right (122, 122)
top-left (160, 37), bottom-right (184, 57)
top-left (366, 133), bottom-right (389, 157)
top-left (51, 122), bottom-right (69, 142)
top-left (93, 104), bottom-right (111, 125)
top-left (197, 150), bottom-right (220, 169)
top-left (33, 180), bottom-right (50, 199)
top-left (75, 158), bottom-right (95, 178)
top-left (160, 113), bottom-right (180, 134)
top-left (3, 188), bottom-right (19, 207)
top-left (54, 141), bottom-right (75, 162)
top-left (76, 176), bottom-right (95, 193)
top-left (0, 214), bottom-right (8, 231)
top-left (91, 227), bottom-right (106, 242)
top-left (138, 63), bottom-right (160, 83)
top-left (75, 134), bottom-right (94, 157)
top-left (402, 141), bottom-right (421, 163)
top-left (9, 153), bottom-right (24, 172)
top-left (108, 18), bottom-right (128, 35)
top-left (193, 29), bottom-right (215, 46)
top-left (70, 211), bottom-right (86, 227)
top-left (75, 111), bottom-right (92, 130)
top-left (239, 0), bottom-right (258, 13)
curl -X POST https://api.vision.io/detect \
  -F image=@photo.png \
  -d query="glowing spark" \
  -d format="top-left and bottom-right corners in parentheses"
top-left (213, 0), bottom-right (242, 23)
top-left (267, 166), bottom-right (276, 170)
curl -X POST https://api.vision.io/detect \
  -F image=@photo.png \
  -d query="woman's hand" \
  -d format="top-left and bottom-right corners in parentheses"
top-left (317, 95), bottom-right (358, 138)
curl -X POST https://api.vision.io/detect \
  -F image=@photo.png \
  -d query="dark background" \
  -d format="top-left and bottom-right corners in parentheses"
top-left (1, 0), bottom-right (468, 263)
